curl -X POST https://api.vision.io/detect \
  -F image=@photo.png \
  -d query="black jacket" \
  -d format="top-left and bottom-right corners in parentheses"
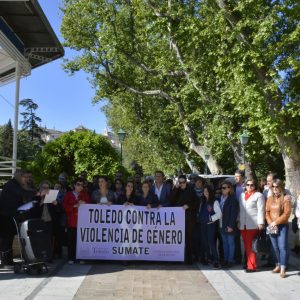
top-left (170, 186), bottom-right (197, 221)
top-left (0, 178), bottom-right (35, 217)
top-left (220, 195), bottom-right (239, 232)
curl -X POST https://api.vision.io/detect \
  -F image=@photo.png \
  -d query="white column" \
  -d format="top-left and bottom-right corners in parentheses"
top-left (12, 62), bottom-right (21, 176)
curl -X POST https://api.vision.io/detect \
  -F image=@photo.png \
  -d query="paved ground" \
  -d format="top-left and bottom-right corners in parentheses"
top-left (74, 262), bottom-right (220, 300)
top-left (1, 229), bottom-right (300, 299)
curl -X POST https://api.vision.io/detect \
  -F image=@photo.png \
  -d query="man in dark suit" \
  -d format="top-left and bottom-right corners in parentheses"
top-left (170, 175), bottom-right (197, 264)
top-left (0, 170), bottom-right (35, 267)
top-left (152, 171), bottom-right (171, 207)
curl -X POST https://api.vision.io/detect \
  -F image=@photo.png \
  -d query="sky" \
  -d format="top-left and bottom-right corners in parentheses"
top-left (0, 0), bottom-right (107, 134)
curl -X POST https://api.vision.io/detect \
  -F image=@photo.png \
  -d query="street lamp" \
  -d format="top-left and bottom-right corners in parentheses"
top-left (190, 160), bottom-right (195, 173)
top-left (204, 154), bottom-right (210, 175)
top-left (240, 131), bottom-right (250, 167)
top-left (118, 129), bottom-right (126, 166)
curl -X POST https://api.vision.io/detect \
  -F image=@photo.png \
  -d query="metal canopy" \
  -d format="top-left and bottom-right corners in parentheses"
top-left (0, 0), bottom-right (64, 85)
top-left (0, 0), bottom-right (64, 175)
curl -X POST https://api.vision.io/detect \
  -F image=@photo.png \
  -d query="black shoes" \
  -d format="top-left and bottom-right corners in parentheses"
top-left (200, 258), bottom-right (209, 265)
top-left (212, 262), bottom-right (220, 269)
top-left (220, 261), bottom-right (234, 269)
top-left (245, 269), bottom-right (257, 273)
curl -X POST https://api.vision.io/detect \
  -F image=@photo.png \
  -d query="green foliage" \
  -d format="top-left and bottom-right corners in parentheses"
top-left (0, 119), bottom-right (13, 158)
top-left (61, 0), bottom-right (300, 177)
top-left (20, 99), bottom-right (44, 142)
top-left (29, 130), bottom-right (121, 182)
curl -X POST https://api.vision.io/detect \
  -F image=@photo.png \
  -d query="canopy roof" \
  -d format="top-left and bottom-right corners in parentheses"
top-left (0, 0), bottom-right (64, 85)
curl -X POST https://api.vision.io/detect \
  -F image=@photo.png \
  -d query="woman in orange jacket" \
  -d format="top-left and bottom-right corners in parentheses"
top-left (265, 179), bottom-right (292, 278)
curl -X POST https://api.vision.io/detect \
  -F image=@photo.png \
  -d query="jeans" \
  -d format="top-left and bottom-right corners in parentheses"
top-left (269, 224), bottom-right (289, 267)
top-left (220, 229), bottom-right (235, 263)
top-left (200, 222), bottom-right (218, 262)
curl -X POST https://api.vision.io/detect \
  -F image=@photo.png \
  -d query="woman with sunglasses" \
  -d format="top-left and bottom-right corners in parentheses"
top-left (238, 178), bottom-right (264, 272)
top-left (266, 179), bottom-right (292, 278)
top-left (219, 180), bottom-right (239, 268)
top-left (170, 175), bottom-right (197, 264)
top-left (63, 178), bottom-right (91, 264)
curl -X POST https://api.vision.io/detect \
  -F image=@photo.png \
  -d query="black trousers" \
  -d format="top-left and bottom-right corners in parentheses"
top-left (185, 219), bottom-right (196, 264)
top-left (67, 227), bottom-right (77, 261)
top-left (0, 215), bottom-right (16, 264)
top-left (234, 228), bottom-right (243, 263)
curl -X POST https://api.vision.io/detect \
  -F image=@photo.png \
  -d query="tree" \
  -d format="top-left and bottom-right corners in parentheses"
top-left (61, 0), bottom-right (299, 192)
top-left (20, 99), bottom-right (44, 142)
top-left (30, 130), bottom-right (122, 182)
top-left (0, 119), bottom-right (13, 158)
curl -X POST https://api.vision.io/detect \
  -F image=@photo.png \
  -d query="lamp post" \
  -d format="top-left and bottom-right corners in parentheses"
top-left (118, 129), bottom-right (126, 166)
top-left (240, 131), bottom-right (250, 169)
top-left (190, 160), bottom-right (195, 173)
top-left (204, 154), bottom-right (210, 175)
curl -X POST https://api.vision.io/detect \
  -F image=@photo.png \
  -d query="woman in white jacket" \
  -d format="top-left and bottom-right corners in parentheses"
top-left (292, 188), bottom-right (300, 254)
top-left (238, 178), bottom-right (265, 272)
top-left (199, 185), bottom-right (222, 269)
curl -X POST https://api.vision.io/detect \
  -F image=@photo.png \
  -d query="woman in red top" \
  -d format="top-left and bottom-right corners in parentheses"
top-left (63, 178), bottom-right (90, 264)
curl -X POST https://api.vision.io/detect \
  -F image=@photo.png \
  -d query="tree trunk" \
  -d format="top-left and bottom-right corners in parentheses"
top-left (183, 155), bottom-right (200, 173)
top-left (177, 102), bottom-right (223, 174)
top-left (277, 135), bottom-right (300, 196)
top-left (216, 0), bottom-right (300, 194)
top-left (189, 144), bottom-right (222, 175)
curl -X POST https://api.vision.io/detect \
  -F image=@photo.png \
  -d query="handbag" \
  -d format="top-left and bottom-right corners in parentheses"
top-left (252, 232), bottom-right (271, 255)
top-left (292, 216), bottom-right (298, 234)
top-left (266, 225), bottom-right (278, 235)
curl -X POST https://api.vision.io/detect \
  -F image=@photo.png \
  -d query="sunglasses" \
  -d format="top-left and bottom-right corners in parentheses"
top-left (221, 186), bottom-right (229, 189)
top-left (246, 184), bottom-right (254, 187)
top-left (272, 185), bottom-right (279, 188)
top-left (179, 181), bottom-right (186, 184)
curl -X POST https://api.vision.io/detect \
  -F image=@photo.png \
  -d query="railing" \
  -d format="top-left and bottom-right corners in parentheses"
top-left (0, 156), bottom-right (14, 178)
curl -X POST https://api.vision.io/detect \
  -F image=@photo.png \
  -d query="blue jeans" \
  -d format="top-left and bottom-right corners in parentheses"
top-left (269, 224), bottom-right (289, 267)
top-left (200, 222), bottom-right (218, 262)
top-left (221, 229), bottom-right (235, 263)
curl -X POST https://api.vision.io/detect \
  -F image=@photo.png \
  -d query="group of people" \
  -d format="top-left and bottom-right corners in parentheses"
top-left (0, 169), bottom-right (299, 279)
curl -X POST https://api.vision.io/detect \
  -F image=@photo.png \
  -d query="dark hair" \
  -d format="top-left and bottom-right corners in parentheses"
top-left (155, 170), bottom-right (165, 178)
top-left (73, 178), bottom-right (84, 185)
top-left (220, 180), bottom-right (234, 196)
top-left (114, 178), bottom-right (124, 186)
top-left (194, 176), bottom-right (206, 185)
top-left (178, 174), bottom-right (187, 181)
top-left (246, 178), bottom-right (257, 189)
top-left (98, 175), bottom-right (109, 182)
top-left (235, 170), bottom-right (244, 177)
top-left (142, 180), bottom-right (151, 189)
top-left (203, 185), bottom-right (215, 204)
top-left (125, 180), bottom-right (135, 196)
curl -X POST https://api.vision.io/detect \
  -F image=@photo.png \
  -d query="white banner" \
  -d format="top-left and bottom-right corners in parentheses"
top-left (76, 204), bottom-right (185, 261)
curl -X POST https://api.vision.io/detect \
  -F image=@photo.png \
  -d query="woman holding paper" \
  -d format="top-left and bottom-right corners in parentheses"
top-left (33, 180), bottom-right (59, 262)
top-left (63, 178), bottom-right (91, 264)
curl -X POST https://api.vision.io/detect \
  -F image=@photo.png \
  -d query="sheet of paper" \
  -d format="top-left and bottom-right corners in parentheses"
top-left (17, 201), bottom-right (35, 211)
top-left (43, 189), bottom-right (59, 204)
